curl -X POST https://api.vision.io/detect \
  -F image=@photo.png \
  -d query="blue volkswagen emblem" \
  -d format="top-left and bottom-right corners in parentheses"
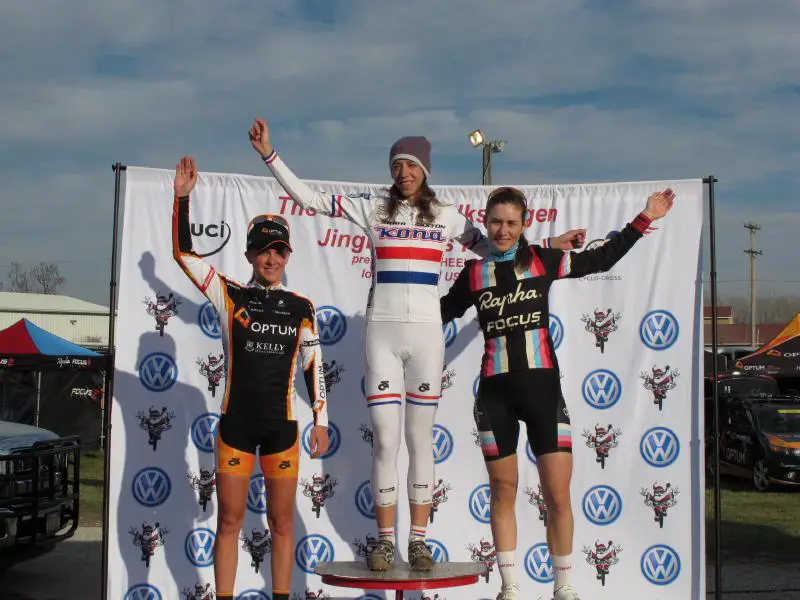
top-left (525, 543), bottom-right (553, 583)
top-left (355, 480), bottom-right (375, 519)
top-left (641, 544), bottom-right (681, 585)
top-left (640, 427), bottom-right (680, 467)
top-left (549, 314), bottom-right (564, 350)
top-left (236, 591), bottom-right (269, 600)
top-left (316, 306), bottom-right (347, 345)
top-left (295, 534), bottom-right (334, 573)
top-left (191, 413), bottom-right (220, 453)
top-left (185, 528), bottom-right (215, 567)
top-left (425, 539), bottom-right (450, 563)
top-left (247, 474), bottom-right (267, 514)
top-left (443, 320), bottom-right (458, 348)
top-left (526, 441), bottom-right (537, 464)
top-left (640, 310), bottom-right (679, 350)
top-left (432, 424), bottom-right (454, 464)
top-left (582, 485), bottom-right (622, 525)
top-left (131, 467), bottom-right (171, 507)
top-left (197, 301), bottom-right (221, 339)
top-left (138, 352), bottom-right (178, 392)
top-left (469, 484), bottom-right (492, 523)
top-left (582, 369), bottom-right (622, 409)
top-left (302, 421), bottom-right (341, 458)
top-left (124, 584), bottom-right (162, 600)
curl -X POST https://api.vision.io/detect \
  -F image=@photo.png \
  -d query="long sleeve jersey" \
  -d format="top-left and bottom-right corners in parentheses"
top-left (172, 194), bottom-right (328, 426)
top-left (263, 151), bottom-right (552, 323)
top-left (440, 213), bottom-right (653, 377)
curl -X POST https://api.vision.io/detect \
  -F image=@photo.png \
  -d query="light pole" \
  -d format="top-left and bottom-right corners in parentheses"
top-left (469, 129), bottom-right (506, 185)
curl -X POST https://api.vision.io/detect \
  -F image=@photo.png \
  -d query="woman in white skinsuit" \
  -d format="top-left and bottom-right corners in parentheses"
top-left (248, 118), bottom-right (583, 571)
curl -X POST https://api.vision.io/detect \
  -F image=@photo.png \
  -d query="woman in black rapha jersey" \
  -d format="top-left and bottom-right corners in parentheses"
top-left (440, 186), bottom-right (674, 600)
top-left (172, 156), bottom-right (330, 600)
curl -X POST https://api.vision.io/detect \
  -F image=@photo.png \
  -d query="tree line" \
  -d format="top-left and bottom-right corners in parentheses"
top-left (0, 262), bottom-right (66, 294)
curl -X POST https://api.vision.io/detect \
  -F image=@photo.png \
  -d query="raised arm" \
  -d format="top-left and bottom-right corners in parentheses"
top-left (298, 301), bottom-right (328, 428)
top-left (440, 261), bottom-right (476, 324)
top-left (249, 118), bottom-right (372, 230)
top-left (172, 156), bottom-right (227, 312)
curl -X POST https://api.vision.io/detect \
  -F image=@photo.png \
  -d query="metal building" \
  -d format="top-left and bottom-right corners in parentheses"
top-left (0, 292), bottom-right (109, 350)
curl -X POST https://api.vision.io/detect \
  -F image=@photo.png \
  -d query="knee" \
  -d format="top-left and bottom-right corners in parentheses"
top-left (544, 487), bottom-right (571, 515)
top-left (267, 511), bottom-right (293, 538)
top-left (217, 505), bottom-right (245, 536)
top-left (490, 477), bottom-right (517, 509)
top-left (404, 423), bottom-right (432, 450)
top-left (372, 427), bottom-right (401, 458)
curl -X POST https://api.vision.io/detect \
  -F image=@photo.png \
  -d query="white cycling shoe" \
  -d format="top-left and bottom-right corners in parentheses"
top-left (496, 583), bottom-right (520, 600)
top-left (553, 584), bottom-right (581, 600)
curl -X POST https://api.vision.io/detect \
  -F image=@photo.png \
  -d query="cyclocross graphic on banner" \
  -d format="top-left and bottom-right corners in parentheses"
top-left (109, 166), bottom-right (705, 599)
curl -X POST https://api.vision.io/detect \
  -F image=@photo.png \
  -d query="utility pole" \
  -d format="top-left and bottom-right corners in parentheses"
top-left (744, 223), bottom-right (762, 347)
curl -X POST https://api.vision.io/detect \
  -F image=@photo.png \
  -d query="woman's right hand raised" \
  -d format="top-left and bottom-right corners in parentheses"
top-left (174, 156), bottom-right (198, 197)
top-left (249, 118), bottom-right (273, 158)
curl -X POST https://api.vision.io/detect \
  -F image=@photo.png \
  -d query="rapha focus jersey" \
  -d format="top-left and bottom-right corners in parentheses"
top-left (172, 194), bottom-right (328, 426)
top-left (263, 151), bottom-right (551, 323)
top-left (440, 213), bottom-right (653, 377)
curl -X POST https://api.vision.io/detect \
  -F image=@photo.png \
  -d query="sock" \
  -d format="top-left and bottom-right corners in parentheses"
top-left (272, 592), bottom-right (289, 600)
top-left (552, 554), bottom-right (572, 590)
top-left (378, 526), bottom-right (394, 544)
top-left (497, 550), bottom-right (518, 588)
top-left (216, 595), bottom-right (233, 600)
top-left (409, 523), bottom-right (427, 543)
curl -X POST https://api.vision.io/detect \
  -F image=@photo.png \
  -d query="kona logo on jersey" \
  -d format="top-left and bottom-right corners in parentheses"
top-left (191, 413), bottom-right (221, 453)
top-left (469, 484), bottom-right (492, 523)
top-left (583, 540), bottom-right (622, 586)
top-left (375, 226), bottom-right (446, 242)
top-left (316, 306), bottom-right (347, 345)
top-left (247, 474), bottom-right (267, 514)
top-left (525, 543), bottom-right (553, 583)
top-left (582, 369), bottom-right (622, 410)
top-left (190, 220), bottom-right (231, 257)
top-left (479, 283), bottom-right (541, 316)
top-left (295, 534), bottom-right (335, 573)
top-left (640, 427), bottom-right (680, 467)
top-left (125, 584), bottom-right (163, 600)
top-left (354, 480), bottom-right (375, 518)
top-left (132, 467), bottom-right (171, 507)
top-left (582, 485), bottom-right (622, 525)
top-left (197, 301), bottom-right (220, 339)
top-left (138, 353), bottom-right (178, 392)
top-left (641, 545), bottom-right (681, 585)
top-left (549, 314), bottom-right (564, 349)
top-left (640, 310), bottom-right (679, 350)
top-left (302, 422), bottom-right (341, 458)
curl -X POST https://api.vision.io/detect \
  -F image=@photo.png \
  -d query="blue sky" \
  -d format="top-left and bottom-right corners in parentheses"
top-left (1, 0), bottom-right (798, 305)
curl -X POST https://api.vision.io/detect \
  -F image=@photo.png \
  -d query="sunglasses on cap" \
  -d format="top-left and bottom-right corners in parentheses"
top-left (246, 213), bottom-right (292, 252)
top-left (247, 213), bottom-right (290, 235)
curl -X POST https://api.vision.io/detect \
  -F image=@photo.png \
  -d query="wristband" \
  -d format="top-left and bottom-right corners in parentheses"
top-left (262, 150), bottom-right (277, 165)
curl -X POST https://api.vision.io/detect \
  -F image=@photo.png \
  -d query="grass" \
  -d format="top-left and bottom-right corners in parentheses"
top-left (74, 450), bottom-right (800, 563)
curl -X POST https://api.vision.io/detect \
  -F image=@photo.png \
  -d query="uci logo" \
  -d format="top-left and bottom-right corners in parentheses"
top-left (582, 485), bottom-right (622, 525)
top-left (190, 220), bottom-right (231, 257)
top-left (549, 314), bottom-right (564, 350)
top-left (236, 591), bottom-right (270, 600)
top-left (525, 441), bottom-right (537, 464)
top-left (432, 425), bottom-right (454, 464)
top-left (302, 421), bottom-right (341, 458)
top-left (469, 484), bottom-right (492, 524)
top-left (185, 528), bottom-right (215, 567)
top-left (191, 413), bottom-right (220, 454)
top-left (248, 474), bottom-right (267, 514)
top-left (316, 306), bottom-right (347, 345)
top-left (124, 584), bottom-right (162, 600)
top-left (425, 539), bottom-right (450, 563)
top-left (641, 544), bottom-right (681, 585)
top-left (443, 320), bottom-right (458, 348)
top-left (138, 352), bottom-right (178, 392)
top-left (525, 543), bottom-right (554, 583)
top-left (641, 427), bottom-right (680, 467)
top-left (640, 310), bottom-right (679, 350)
top-left (198, 301), bottom-right (221, 339)
top-left (355, 480), bottom-right (375, 518)
top-left (295, 534), bottom-right (335, 574)
top-left (131, 467), bottom-right (171, 507)
top-left (582, 369), bottom-right (622, 410)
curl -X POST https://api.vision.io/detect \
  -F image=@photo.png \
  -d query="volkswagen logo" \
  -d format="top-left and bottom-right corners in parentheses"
top-left (124, 584), bottom-right (162, 600)
top-left (525, 441), bottom-right (537, 464)
top-left (582, 369), bottom-right (622, 410)
top-left (295, 534), bottom-right (334, 573)
top-left (191, 413), bottom-right (220, 453)
top-left (469, 484), bottom-right (492, 524)
top-left (549, 314), bottom-right (564, 350)
top-left (425, 539), bottom-right (450, 563)
top-left (138, 352), bottom-right (178, 392)
top-left (302, 421), bottom-right (341, 458)
top-left (357, 595), bottom-right (383, 600)
top-left (473, 376), bottom-right (480, 399)
top-left (640, 310), bottom-right (679, 350)
top-left (185, 528), bottom-right (215, 567)
top-left (355, 480), bottom-right (375, 519)
top-left (641, 544), bottom-right (681, 585)
top-left (247, 474), bottom-right (267, 514)
top-left (236, 591), bottom-right (269, 600)
top-left (131, 467), bottom-right (171, 507)
top-left (582, 485), bottom-right (622, 525)
top-left (316, 306), bottom-right (347, 345)
top-left (432, 424), bottom-right (454, 464)
top-left (640, 427), bottom-right (680, 467)
top-left (198, 301), bottom-right (221, 339)
top-left (525, 543), bottom-right (553, 583)
top-left (443, 320), bottom-right (458, 348)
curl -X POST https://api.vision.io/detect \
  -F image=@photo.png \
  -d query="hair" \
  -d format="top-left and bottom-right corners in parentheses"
top-left (378, 181), bottom-right (441, 225)
top-left (486, 186), bottom-right (531, 271)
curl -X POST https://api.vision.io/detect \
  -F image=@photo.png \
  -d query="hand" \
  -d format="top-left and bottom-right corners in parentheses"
top-left (249, 118), bottom-right (273, 158)
top-left (309, 425), bottom-right (329, 459)
top-left (551, 228), bottom-right (587, 250)
top-left (643, 188), bottom-right (675, 220)
top-left (174, 156), bottom-right (198, 197)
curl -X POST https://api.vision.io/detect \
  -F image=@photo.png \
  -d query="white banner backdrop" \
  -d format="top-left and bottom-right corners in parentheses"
top-left (109, 166), bottom-right (705, 600)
